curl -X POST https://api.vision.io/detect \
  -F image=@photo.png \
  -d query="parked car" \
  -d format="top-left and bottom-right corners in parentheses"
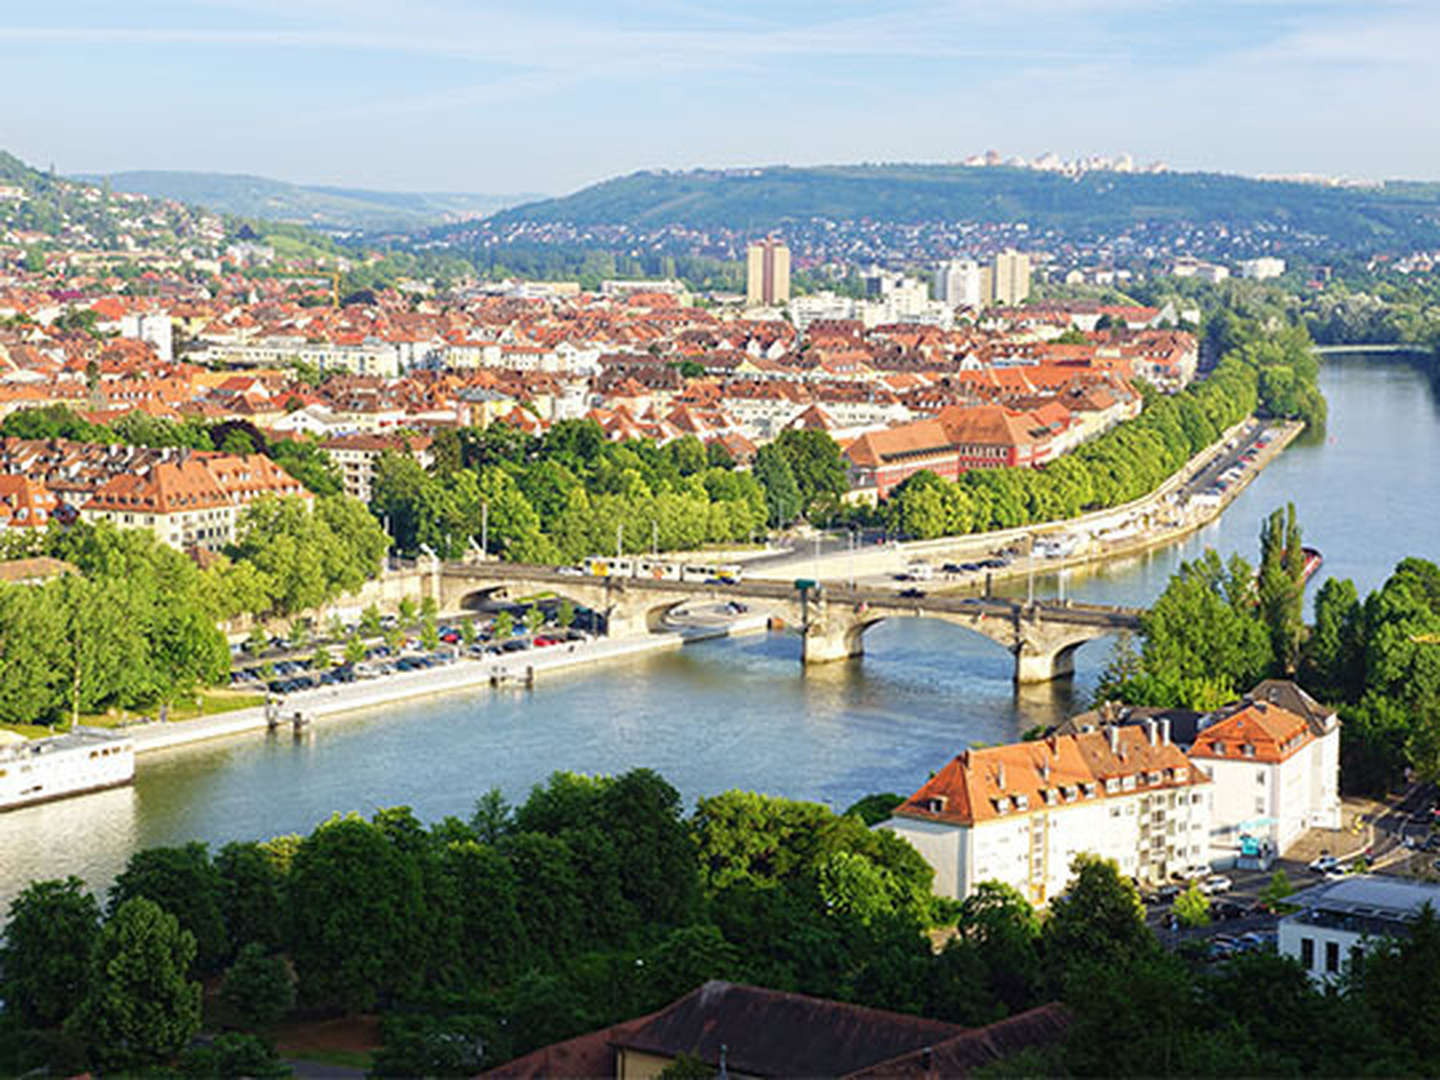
top-left (898, 587), bottom-right (926, 599)
top-left (1146, 883), bottom-right (1182, 904)
top-left (1174, 863), bottom-right (1211, 882)
top-left (1200, 875), bottom-right (1234, 895)
top-left (1308, 854), bottom-right (1341, 874)
top-left (1213, 899), bottom-right (1247, 920)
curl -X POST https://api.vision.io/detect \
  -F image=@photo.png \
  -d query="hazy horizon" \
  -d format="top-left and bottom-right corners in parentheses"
top-left (5, 1), bottom-right (1437, 193)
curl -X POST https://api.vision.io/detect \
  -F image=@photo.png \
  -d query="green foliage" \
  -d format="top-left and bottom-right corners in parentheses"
top-left (1098, 547), bottom-right (1272, 708)
top-left (215, 841), bottom-right (287, 953)
top-left (1041, 854), bottom-right (1152, 973)
top-left (178, 1033), bottom-right (291, 1077)
top-left (109, 842), bottom-right (230, 975)
top-left (1173, 882), bottom-right (1211, 928)
top-left (221, 943), bottom-right (296, 1027)
top-left (842, 792), bottom-right (905, 826)
top-left (0, 877), bottom-right (101, 1028)
top-left (228, 494), bottom-right (387, 616)
top-left (288, 813), bottom-right (428, 1011)
top-left (67, 897), bottom-right (202, 1071)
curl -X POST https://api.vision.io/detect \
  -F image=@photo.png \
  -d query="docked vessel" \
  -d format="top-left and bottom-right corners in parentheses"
top-left (0, 728), bottom-right (135, 812)
top-left (1301, 546), bottom-right (1323, 585)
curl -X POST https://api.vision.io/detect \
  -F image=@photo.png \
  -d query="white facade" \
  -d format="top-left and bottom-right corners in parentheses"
top-left (118, 312), bottom-right (174, 363)
top-left (1238, 257), bottom-right (1287, 280)
top-left (935, 259), bottom-right (984, 309)
top-left (1279, 876), bottom-right (1440, 984)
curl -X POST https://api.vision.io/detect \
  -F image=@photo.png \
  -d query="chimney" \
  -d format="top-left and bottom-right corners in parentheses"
top-left (1160, 718), bottom-right (1171, 745)
top-left (996, 762), bottom-right (1006, 791)
top-left (1107, 726), bottom-right (1119, 754)
top-left (1039, 760), bottom-right (1051, 782)
top-left (1145, 718), bottom-right (1158, 746)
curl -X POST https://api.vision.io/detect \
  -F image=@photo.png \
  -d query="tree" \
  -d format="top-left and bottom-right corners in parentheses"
top-left (108, 842), bottom-right (230, 975)
top-left (556, 599), bottom-right (575, 630)
top-left (67, 897), bottom-right (202, 1071)
top-left (177, 1032), bottom-right (290, 1079)
top-left (1258, 504), bottom-right (1305, 674)
top-left (361, 604), bottom-right (383, 636)
top-left (344, 634), bottom-right (368, 666)
top-left (0, 877), bottom-right (101, 1028)
top-left (221, 943), bottom-right (296, 1027)
top-left (471, 787), bottom-right (514, 844)
top-left (1042, 854), bottom-right (1153, 974)
top-left (287, 814), bottom-right (427, 1011)
top-left (1258, 869), bottom-right (1294, 910)
top-left (752, 443), bottom-right (801, 528)
top-left (524, 605), bottom-right (544, 636)
top-left (215, 841), bottom-right (286, 954)
top-left (1173, 882), bottom-right (1211, 928)
top-left (493, 611), bottom-right (514, 639)
top-left (398, 596), bottom-right (418, 624)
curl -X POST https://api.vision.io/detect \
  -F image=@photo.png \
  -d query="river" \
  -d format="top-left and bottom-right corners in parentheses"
top-left (3, 354), bottom-right (1437, 905)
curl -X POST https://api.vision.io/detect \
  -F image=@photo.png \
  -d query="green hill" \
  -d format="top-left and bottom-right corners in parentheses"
top-left (489, 164), bottom-right (1440, 248)
top-left (78, 170), bottom-right (544, 232)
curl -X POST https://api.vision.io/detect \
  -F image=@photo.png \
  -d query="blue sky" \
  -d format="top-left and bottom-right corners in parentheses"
top-left (2, 0), bottom-right (1435, 195)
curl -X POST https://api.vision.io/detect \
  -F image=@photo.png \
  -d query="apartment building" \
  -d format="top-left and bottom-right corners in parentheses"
top-left (1279, 876), bottom-right (1440, 984)
top-left (746, 239), bottom-right (791, 308)
top-left (320, 432), bottom-right (435, 504)
top-left (882, 722), bottom-right (1210, 905)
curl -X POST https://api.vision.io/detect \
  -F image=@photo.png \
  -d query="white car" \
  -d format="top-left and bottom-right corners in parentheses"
top-left (1200, 875), bottom-right (1233, 895)
top-left (1174, 863), bottom-right (1211, 882)
top-left (1308, 855), bottom-right (1340, 874)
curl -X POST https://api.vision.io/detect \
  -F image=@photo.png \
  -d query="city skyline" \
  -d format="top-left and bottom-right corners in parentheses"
top-left (2, 0), bottom-right (1437, 195)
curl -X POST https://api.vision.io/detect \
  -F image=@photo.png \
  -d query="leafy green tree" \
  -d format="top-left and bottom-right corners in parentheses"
top-left (1258, 869), bottom-right (1294, 910)
top-left (1305, 577), bottom-right (1365, 701)
top-left (0, 877), bottom-right (101, 1028)
top-left (287, 814), bottom-right (427, 1012)
top-left (774, 429), bottom-right (849, 519)
top-left (108, 842), bottom-right (230, 975)
top-left (177, 1032), bottom-right (290, 1079)
top-left (1042, 854), bottom-right (1153, 974)
top-left (1257, 504), bottom-right (1305, 674)
top-left (524, 605), bottom-right (544, 636)
top-left (842, 792), bottom-right (904, 826)
top-left (493, 611), bottom-right (514, 639)
top-left (1173, 882), bottom-right (1211, 927)
top-left (221, 943), bottom-right (296, 1027)
top-left (752, 443), bottom-right (801, 528)
top-left (214, 841), bottom-right (286, 954)
top-left (470, 787), bottom-right (514, 844)
top-left (398, 596), bottom-right (418, 624)
top-left (67, 897), bottom-right (202, 1071)
top-left (344, 634), bottom-right (368, 666)
top-left (361, 604), bottom-right (383, 636)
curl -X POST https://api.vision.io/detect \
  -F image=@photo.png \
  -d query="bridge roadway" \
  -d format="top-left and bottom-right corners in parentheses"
top-left (439, 562), bottom-right (1144, 684)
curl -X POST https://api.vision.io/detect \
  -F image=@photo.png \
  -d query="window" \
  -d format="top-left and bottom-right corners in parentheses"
top-left (1256, 770), bottom-right (1267, 785)
top-left (1300, 938), bottom-right (1315, 970)
top-left (1326, 941), bottom-right (1340, 974)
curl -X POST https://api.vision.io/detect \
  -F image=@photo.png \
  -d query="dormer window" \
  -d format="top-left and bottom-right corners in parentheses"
top-left (924, 796), bottom-right (947, 814)
top-left (1242, 744), bottom-right (1256, 758)
top-left (1210, 741), bottom-right (1225, 755)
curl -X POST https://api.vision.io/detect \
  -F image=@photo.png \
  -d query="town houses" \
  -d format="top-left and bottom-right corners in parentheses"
top-left (0, 242), bottom-right (1200, 554)
top-left (882, 680), bottom-right (1343, 907)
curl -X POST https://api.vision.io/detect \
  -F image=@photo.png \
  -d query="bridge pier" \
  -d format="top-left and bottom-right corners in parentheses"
top-left (1013, 641), bottom-right (1081, 684)
top-left (801, 621), bottom-right (864, 664)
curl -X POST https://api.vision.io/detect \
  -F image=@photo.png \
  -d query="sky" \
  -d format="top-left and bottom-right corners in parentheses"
top-left (2, 0), bottom-right (1437, 197)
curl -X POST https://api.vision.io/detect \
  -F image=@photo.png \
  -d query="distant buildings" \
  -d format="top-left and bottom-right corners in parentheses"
top-left (1238, 256), bottom-right (1287, 280)
top-left (746, 238), bottom-right (791, 307)
top-left (934, 258), bottom-right (984, 309)
top-left (990, 250), bottom-right (1031, 306)
top-left (320, 432), bottom-right (434, 505)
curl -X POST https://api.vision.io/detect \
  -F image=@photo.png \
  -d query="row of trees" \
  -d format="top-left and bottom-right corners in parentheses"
top-left (0, 498), bottom-right (386, 725)
top-left (370, 421), bottom-right (849, 562)
top-left (880, 321), bottom-right (1324, 541)
top-left (8, 774), bottom-right (1440, 1075)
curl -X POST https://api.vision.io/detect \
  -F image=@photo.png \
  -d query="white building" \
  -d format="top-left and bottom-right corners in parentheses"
top-left (1238, 257), bottom-right (1287, 280)
top-left (881, 722), bottom-right (1211, 906)
top-left (1187, 681), bottom-right (1342, 864)
top-left (1279, 876), bottom-right (1440, 984)
top-left (117, 312), bottom-right (173, 363)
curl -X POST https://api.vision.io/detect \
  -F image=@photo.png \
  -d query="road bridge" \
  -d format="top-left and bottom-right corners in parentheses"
top-left (437, 562), bottom-right (1144, 684)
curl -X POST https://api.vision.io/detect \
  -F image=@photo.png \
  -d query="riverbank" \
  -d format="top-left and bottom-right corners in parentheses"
top-left (128, 613), bottom-right (768, 757)
top-left (754, 415), bottom-right (1290, 588)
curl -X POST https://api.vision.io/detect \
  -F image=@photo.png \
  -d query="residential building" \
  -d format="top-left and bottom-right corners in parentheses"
top-left (991, 250), bottom-right (1031, 306)
top-left (1187, 681), bottom-right (1342, 862)
top-left (483, 981), bottom-right (1071, 1079)
top-left (1279, 876), bottom-right (1440, 984)
top-left (319, 432), bottom-right (435, 504)
top-left (73, 450), bottom-right (310, 551)
top-left (882, 723), bottom-right (1210, 905)
top-left (0, 474), bottom-right (60, 531)
top-left (935, 258), bottom-right (985, 309)
top-left (747, 238), bottom-right (791, 307)
top-left (1238, 256), bottom-right (1287, 280)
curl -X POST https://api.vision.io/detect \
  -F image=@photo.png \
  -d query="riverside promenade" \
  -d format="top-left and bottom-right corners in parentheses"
top-left (128, 613), bottom-right (768, 757)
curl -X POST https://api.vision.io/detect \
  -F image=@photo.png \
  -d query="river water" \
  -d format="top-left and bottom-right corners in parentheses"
top-left (3, 355), bottom-right (1437, 905)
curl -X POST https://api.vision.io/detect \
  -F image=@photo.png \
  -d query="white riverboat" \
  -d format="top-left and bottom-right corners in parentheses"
top-left (0, 728), bottom-right (135, 812)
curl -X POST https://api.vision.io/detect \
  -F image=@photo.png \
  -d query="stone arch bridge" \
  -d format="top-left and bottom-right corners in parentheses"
top-left (437, 561), bottom-right (1144, 684)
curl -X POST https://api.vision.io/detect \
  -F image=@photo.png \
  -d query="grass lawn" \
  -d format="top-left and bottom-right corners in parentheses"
top-left (2, 689), bottom-right (266, 740)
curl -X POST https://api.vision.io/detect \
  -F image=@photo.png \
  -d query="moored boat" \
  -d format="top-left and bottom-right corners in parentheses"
top-left (0, 728), bottom-right (135, 812)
